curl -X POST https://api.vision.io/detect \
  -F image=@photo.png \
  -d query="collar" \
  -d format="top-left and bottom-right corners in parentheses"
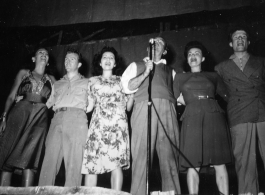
top-left (229, 52), bottom-right (250, 61)
top-left (143, 57), bottom-right (167, 65)
top-left (62, 73), bottom-right (83, 81)
top-left (154, 59), bottom-right (166, 65)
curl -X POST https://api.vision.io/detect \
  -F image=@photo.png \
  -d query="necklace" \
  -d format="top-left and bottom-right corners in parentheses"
top-left (32, 71), bottom-right (44, 81)
top-left (31, 71), bottom-right (45, 94)
top-left (101, 75), bottom-right (114, 80)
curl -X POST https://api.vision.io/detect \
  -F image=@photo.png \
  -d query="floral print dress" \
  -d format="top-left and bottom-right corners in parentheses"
top-left (81, 75), bottom-right (130, 174)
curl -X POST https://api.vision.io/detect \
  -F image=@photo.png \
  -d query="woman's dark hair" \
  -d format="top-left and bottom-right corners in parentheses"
top-left (184, 41), bottom-right (207, 58)
top-left (183, 41), bottom-right (211, 72)
top-left (23, 47), bottom-right (49, 70)
top-left (30, 47), bottom-right (58, 76)
top-left (92, 46), bottom-right (122, 76)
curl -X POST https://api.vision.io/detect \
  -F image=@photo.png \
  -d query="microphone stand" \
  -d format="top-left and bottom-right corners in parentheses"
top-left (146, 40), bottom-right (155, 195)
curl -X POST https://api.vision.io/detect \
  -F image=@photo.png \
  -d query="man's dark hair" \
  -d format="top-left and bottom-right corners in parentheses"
top-left (159, 37), bottom-right (168, 54)
top-left (152, 37), bottom-right (168, 54)
top-left (228, 25), bottom-right (251, 42)
top-left (66, 48), bottom-right (82, 62)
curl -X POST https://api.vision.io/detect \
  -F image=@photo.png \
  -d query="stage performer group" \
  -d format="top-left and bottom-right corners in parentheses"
top-left (0, 25), bottom-right (265, 195)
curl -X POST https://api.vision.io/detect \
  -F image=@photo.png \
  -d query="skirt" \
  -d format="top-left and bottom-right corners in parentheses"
top-left (0, 100), bottom-right (49, 173)
top-left (179, 111), bottom-right (233, 170)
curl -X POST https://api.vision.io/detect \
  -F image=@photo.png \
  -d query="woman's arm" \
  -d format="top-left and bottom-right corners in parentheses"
top-left (0, 69), bottom-right (27, 133)
top-left (86, 95), bottom-right (95, 113)
top-left (86, 78), bottom-right (95, 113)
top-left (48, 74), bottom-right (57, 84)
top-left (126, 93), bottom-right (134, 111)
top-left (216, 74), bottom-right (229, 102)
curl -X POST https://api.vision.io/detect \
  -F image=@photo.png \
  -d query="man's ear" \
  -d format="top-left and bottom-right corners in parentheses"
top-left (162, 50), bottom-right (167, 55)
top-left (78, 62), bottom-right (82, 68)
top-left (32, 57), bottom-right (36, 62)
top-left (202, 57), bottom-right (205, 62)
top-left (229, 42), bottom-right (233, 48)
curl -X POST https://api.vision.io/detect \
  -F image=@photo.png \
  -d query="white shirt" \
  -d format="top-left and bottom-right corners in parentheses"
top-left (121, 58), bottom-right (176, 94)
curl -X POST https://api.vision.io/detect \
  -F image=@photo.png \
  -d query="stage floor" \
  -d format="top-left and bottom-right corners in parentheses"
top-left (3, 150), bottom-right (265, 195)
top-left (4, 162), bottom-right (265, 195)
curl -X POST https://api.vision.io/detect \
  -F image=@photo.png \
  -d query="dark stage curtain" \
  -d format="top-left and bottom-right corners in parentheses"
top-left (1, 0), bottom-right (262, 27)
top-left (47, 23), bottom-right (265, 78)
top-left (1, 23), bottom-right (265, 110)
top-left (46, 26), bottom-right (236, 78)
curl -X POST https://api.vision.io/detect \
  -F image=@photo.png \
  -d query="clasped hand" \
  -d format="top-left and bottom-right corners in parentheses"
top-left (0, 121), bottom-right (6, 137)
top-left (143, 60), bottom-right (153, 77)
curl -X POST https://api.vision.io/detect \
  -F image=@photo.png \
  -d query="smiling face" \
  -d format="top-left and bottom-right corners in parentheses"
top-left (64, 52), bottom-right (81, 73)
top-left (230, 30), bottom-right (250, 53)
top-left (33, 48), bottom-right (49, 65)
top-left (100, 51), bottom-right (116, 71)
top-left (187, 48), bottom-right (205, 69)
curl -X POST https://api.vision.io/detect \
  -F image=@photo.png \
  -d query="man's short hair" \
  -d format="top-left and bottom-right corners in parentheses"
top-left (66, 48), bottom-right (82, 62)
top-left (228, 24), bottom-right (251, 42)
top-left (149, 37), bottom-right (168, 54)
top-left (157, 37), bottom-right (168, 53)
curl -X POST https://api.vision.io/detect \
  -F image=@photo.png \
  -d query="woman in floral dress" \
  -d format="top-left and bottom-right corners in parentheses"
top-left (81, 46), bottom-right (134, 191)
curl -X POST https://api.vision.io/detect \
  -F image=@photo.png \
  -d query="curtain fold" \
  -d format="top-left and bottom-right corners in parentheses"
top-left (1, 0), bottom-right (261, 27)
top-left (48, 27), bottom-right (234, 78)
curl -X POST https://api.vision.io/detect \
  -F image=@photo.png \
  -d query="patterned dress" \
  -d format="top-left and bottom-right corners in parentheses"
top-left (0, 70), bottom-right (52, 173)
top-left (81, 75), bottom-right (130, 174)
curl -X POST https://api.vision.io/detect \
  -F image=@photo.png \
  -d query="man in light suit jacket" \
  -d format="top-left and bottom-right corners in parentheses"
top-left (215, 26), bottom-right (265, 195)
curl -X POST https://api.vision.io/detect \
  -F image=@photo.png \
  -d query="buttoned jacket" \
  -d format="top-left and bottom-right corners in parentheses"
top-left (215, 55), bottom-right (265, 127)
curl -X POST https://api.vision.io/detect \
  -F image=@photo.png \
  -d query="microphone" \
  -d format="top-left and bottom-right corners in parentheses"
top-left (148, 39), bottom-right (155, 79)
top-left (149, 38), bottom-right (154, 44)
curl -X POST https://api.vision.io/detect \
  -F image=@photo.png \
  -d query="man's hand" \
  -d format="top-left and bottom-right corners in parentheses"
top-left (0, 121), bottom-right (7, 137)
top-left (143, 60), bottom-right (154, 77)
top-left (15, 96), bottom-right (23, 103)
top-left (177, 93), bottom-right (186, 105)
top-left (128, 60), bottom-right (154, 91)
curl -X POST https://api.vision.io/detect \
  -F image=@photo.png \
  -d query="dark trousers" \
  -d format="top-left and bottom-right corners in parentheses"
top-left (231, 122), bottom-right (265, 194)
top-left (38, 109), bottom-right (88, 186)
top-left (130, 99), bottom-right (181, 195)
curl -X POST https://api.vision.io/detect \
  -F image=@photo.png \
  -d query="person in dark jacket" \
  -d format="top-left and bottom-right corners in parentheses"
top-left (215, 26), bottom-right (265, 195)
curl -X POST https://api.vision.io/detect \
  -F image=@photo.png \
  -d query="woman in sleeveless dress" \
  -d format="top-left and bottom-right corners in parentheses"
top-left (174, 41), bottom-right (233, 195)
top-left (0, 48), bottom-right (56, 186)
top-left (81, 46), bottom-right (134, 191)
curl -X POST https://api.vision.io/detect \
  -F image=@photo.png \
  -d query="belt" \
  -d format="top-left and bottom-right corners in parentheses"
top-left (198, 95), bottom-right (215, 100)
top-left (22, 93), bottom-right (47, 103)
top-left (54, 107), bottom-right (84, 114)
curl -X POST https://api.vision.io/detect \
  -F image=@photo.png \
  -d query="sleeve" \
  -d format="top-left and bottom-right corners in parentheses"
top-left (119, 81), bottom-right (129, 103)
top-left (216, 74), bottom-right (229, 102)
top-left (214, 63), bottom-right (222, 76)
top-left (172, 69), bottom-right (176, 80)
top-left (86, 78), bottom-right (96, 113)
top-left (173, 74), bottom-right (181, 99)
top-left (121, 62), bottom-right (138, 94)
top-left (46, 84), bottom-right (55, 109)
